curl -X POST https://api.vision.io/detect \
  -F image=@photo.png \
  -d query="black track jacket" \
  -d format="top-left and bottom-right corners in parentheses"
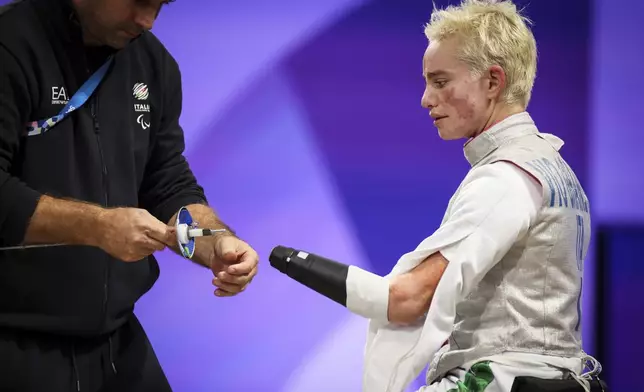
top-left (0, 0), bottom-right (207, 336)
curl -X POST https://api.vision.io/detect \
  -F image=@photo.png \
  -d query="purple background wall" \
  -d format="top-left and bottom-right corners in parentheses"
top-left (590, 0), bottom-right (644, 390)
top-left (591, 0), bottom-right (644, 224)
top-left (3, 0), bottom-right (642, 390)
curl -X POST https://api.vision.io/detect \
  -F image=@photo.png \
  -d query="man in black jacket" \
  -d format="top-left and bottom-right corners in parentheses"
top-left (0, 0), bottom-right (260, 390)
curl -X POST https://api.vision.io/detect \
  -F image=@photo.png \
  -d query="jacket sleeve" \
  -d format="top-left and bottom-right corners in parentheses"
top-left (138, 54), bottom-right (208, 225)
top-left (0, 45), bottom-right (43, 245)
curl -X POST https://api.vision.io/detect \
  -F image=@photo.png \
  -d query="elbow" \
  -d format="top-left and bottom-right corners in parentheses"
top-left (386, 252), bottom-right (449, 325)
top-left (387, 277), bottom-right (433, 326)
top-left (0, 177), bottom-right (43, 245)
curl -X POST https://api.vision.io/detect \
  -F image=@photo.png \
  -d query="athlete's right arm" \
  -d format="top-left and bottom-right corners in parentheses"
top-left (0, 46), bottom-right (173, 260)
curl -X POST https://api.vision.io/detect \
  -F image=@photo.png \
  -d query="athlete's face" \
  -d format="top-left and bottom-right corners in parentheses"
top-left (420, 37), bottom-right (505, 140)
top-left (73, 0), bottom-right (170, 49)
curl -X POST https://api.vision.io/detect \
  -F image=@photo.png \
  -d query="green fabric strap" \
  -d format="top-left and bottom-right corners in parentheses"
top-left (447, 361), bottom-right (495, 392)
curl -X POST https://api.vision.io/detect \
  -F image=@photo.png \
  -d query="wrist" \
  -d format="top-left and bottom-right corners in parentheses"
top-left (193, 239), bottom-right (215, 268)
top-left (213, 229), bottom-right (236, 243)
top-left (86, 207), bottom-right (110, 247)
top-left (199, 232), bottom-right (236, 269)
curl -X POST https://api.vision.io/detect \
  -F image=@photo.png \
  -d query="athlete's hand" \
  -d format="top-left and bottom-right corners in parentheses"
top-left (94, 207), bottom-right (175, 262)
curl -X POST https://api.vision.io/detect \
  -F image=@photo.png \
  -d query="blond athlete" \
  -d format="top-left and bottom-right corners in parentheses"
top-left (269, 1), bottom-right (604, 391)
top-left (368, 1), bottom-right (602, 390)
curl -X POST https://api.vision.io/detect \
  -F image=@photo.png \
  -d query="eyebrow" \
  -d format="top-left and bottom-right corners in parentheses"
top-left (424, 70), bottom-right (448, 79)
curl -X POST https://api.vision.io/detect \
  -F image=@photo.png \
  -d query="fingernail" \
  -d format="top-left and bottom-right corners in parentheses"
top-left (229, 267), bottom-right (236, 273)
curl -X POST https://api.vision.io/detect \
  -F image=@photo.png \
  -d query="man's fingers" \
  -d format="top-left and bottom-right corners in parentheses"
top-left (165, 226), bottom-right (177, 245)
top-left (134, 237), bottom-right (166, 257)
top-left (226, 251), bottom-right (258, 275)
top-left (215, 271), bottom-right (247, 285)
top-left (146, 238), bottom-right (167, 252)
top-left (213, 267), bottom-right (256, 293)
top-left (215, 265), bottom-right (256, 283)
top-left (147, 223), bottom-right (175, 246)
top-left (212, 278), bottom-right (243, 293)
top-left (214, 288), bottom-right (237, 297)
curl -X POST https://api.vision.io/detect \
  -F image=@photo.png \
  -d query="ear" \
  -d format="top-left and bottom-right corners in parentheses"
top-left (487, 65), bottom-right (506, 100)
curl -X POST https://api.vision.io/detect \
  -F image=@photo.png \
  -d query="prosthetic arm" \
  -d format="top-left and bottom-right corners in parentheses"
top-left (269, 245), bottom-right (390, 322)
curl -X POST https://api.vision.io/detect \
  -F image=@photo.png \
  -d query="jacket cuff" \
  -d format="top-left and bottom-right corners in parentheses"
top-left (1, 178), bottom-right (42, 245)
top-left (156, 193), bottom-right (208, 225)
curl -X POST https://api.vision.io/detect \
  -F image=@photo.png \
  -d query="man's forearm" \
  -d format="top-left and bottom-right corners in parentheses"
top-left (23, 194), bottom-right (105, 247)
top-left (167, 203), bottom-right (235, 267)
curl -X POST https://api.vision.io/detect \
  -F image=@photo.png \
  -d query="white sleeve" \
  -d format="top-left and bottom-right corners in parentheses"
top-left (359, 162), bottom-right (545, 391)
top-left (438, 161), bottom-right (542, 294)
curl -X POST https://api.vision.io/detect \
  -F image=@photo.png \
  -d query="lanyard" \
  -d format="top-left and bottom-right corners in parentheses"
top-left (25, 57), bottom-right (114, 136)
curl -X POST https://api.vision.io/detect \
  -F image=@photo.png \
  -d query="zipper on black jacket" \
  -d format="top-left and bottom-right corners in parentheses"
top-left (90, 94), bottom-right (110, 332)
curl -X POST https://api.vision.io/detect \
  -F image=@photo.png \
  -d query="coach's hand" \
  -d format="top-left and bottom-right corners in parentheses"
top-left (94, 207), bottom-right (175, 262)
top-left (210, 236), bottom-right (259, 297)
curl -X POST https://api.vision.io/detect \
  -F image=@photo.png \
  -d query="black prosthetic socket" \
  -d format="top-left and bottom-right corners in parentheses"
top-left (269, 246), bottom-right (349, 307)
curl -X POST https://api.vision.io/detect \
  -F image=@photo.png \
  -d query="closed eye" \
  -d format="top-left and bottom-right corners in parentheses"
top-left (432, 80), bottom-right (447, 88)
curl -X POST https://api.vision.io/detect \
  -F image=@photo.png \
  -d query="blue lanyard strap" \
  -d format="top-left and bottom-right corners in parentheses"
top-left (25, 56), bottom-right (114, 136)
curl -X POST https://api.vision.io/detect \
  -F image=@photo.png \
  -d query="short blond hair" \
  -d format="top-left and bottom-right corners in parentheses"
top-left (424, 0), bottom-right (537, 107)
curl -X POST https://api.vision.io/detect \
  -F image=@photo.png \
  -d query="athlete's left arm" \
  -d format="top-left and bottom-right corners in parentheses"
top-left (386, 162), bottom-right (542, 325)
